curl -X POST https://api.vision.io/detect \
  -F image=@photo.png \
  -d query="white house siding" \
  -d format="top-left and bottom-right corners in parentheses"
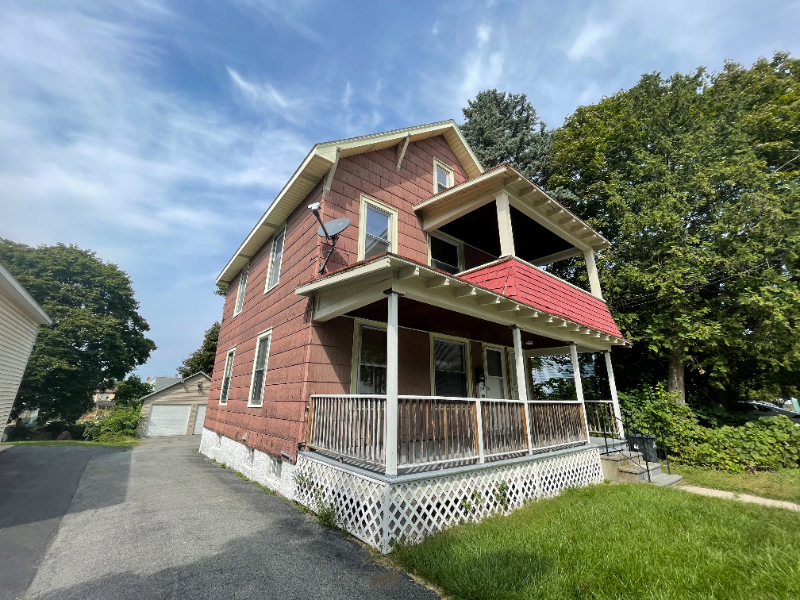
top-left (0, 286), bottom-right (40, 435)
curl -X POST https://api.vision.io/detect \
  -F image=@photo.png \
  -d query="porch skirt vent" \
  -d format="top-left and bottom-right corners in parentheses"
top-left (293, 446), bottom-right (603, 553)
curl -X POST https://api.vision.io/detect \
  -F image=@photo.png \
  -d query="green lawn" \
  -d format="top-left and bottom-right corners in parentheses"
top-left (672, 465), bottom-right (800, 504)
top-left (1, 439), bottom-right (138, 448)
top-left (391, 484), bottom-right (800, 600)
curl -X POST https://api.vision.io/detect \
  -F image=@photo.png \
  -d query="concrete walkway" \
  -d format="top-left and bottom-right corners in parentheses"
top-left (5, 438), bottom-right (437, 600)
top-left (680, 484), bottom-right (800, 512)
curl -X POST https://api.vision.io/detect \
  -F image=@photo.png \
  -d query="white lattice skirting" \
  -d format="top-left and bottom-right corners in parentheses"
top-left (293, 446), bottom-right (603, 553)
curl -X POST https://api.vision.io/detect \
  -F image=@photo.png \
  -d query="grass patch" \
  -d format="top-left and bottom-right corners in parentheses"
top-left (391, 484), bottom-right (800, 600)
top-left (236, 471), bottom-right (249, 481)
top-left (1, 439), bottom-right (138, 448)
top-left (673, 465), bottom-right (800, 504)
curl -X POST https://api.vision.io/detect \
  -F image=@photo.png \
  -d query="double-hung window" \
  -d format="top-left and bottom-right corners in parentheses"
top-left (219, 347), bottom-right (236, 405)
top-left (233, 266), bottom-right (249, 316)
top-left (433, 338), bottom-right (468, 397)
top-left (248, 331), bottom-right (272, 407)
top-left (266, 228), bottom-right (285, 291)
top-left (356, 325), bottom-right (387, 394)
top-left (359, 197), bottom-right (396, 260)
top-left (430, 234), bottom-right (461, 274)
top-left (434, 159), bottom-right (453, 194)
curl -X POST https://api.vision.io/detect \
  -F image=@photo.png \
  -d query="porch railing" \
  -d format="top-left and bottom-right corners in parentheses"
top-left (584, 400), bottom-right (617, 437)
top-left (307, 394), bottom-right (591, 474)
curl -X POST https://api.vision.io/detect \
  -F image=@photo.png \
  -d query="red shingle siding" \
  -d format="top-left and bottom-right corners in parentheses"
top-left (459, 258), bottom-right (623, 338)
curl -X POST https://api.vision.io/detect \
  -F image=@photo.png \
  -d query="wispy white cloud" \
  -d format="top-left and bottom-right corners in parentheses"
top-left (226, 0), bottom-right (322, 42)
top-left (567, 19), bottom-right (615, 62)
top-left (226, 66), bottom-right (299, 122)
top-left (476, 23), bottom-right (491, 45)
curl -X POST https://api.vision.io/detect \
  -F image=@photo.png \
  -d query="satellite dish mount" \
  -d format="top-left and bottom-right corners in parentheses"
top-left (308, 203), bottom-right (351, 274)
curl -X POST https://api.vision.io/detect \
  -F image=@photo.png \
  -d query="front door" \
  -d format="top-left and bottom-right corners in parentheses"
top-left (483, 346), bottom-right (508, 399)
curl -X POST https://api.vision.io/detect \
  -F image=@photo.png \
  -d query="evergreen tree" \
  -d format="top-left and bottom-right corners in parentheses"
top-left (177, 321), bottom-right (220, 378)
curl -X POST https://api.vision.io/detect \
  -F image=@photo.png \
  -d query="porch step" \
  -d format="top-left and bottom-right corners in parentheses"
top-left (618, 462), bottom-right (663, 483)
top-left (649, 473), bottom-right (683, 487)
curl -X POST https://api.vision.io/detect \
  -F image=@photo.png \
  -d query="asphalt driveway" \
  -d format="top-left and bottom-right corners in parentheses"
top-left (0, 438), bottom-right (437, 600)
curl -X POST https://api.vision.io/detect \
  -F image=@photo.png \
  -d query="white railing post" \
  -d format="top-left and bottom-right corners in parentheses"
top-left (605, 351), bottom-right (625, 439)
top-left (512, 327), bottom-right (534, 454)
top-left (385, 292), bottom-right (399, 477)
top-left (570, 343), bottom-right (591, 441)
top-left (475, 397), bottom-right (485, 463)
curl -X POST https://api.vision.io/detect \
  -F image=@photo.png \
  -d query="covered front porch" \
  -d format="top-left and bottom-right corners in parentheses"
top-left (296, 253), bottom-right (627, 478)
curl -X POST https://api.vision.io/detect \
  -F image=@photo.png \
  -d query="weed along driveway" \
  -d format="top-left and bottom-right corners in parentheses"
top-left (4, 438), bottom-right (436, 600)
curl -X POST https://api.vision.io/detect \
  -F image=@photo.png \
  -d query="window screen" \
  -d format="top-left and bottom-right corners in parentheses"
top-left (357, 326), bottom-right (387, 394)
top-left (267, 229), bottom-right (285, 289)
top-left (249, 333), bottom-right (271, 407)
top-left (433, 339), bottom-right (467, 397)
top-left (430, 235), bottom-right (460, 274)
top-left (364, 205), bottom-right (391, 259)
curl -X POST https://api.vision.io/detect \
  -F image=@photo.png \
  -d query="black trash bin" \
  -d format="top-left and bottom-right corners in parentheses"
top-left (627, 433), bottom-right (658, 463)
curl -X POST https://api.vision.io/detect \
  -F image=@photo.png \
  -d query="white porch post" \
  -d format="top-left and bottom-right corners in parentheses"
top-left (583, 250), bottom-right (603, 300)
top-left (385, 291), bottom-right (399, 477)
top-left (570, 342), bottom-right (591, 441)
top-left (495, 191), bottom-right (516, 257)
top-left (512, 327), bottom-right (534, 453)
top-left (604, 351), bottom-right (625, 439)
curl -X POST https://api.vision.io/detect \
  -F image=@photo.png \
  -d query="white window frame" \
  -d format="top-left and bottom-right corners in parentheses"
top-left (264, 226), bottom-right (286, 293)
top-left (428, 231), bottom-right (464, 274)
top-left (247, 329), bottom-right (273, 408)
top-left (358, 195), bottom-right (398, 261)
top-left (350, 319), bottom-right (388, 395)
top-left (433, 158), bottom-right (454, 194)
top-left (233, 265), bottom-right (249, 317)
top-left (483, 344), bottom-right (509, 400)
top-left (219, 346), bottom-right (236, 405)
top-left (429, 333), bottom-right (472, 398)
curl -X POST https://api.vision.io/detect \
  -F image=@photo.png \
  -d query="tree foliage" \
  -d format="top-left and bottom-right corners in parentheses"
top-left (114, 375), bottom-right (153, 408)
top-left (0, 240), bottom-right (156, 422)
top-left (461, 89), bottom-right (555, 187)
top-left (177, 321), bottom-right (220, 378)
top-left (547, 53), bottom-right (800, 403)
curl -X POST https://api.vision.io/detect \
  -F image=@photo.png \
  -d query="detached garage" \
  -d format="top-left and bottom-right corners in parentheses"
top-left (138, 372), bottom-right (211, 437)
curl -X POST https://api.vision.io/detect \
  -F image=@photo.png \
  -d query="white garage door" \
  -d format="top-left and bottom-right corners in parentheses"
top-left (145, 404), bottom-right (191, 437)
top-left (193, 405), bottom-right (207, 435)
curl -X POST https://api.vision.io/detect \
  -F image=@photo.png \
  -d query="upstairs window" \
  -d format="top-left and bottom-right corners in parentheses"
top-left (359, 196), bottom-right (397, 260)
top-left (266, 228), bottom-right (285, 291)
top-left (434, 159), bottom-right (454, 194)
top-left (430, 234), bottom-right (462, 274)
top-left (248, 331), bottom-right (272, 407)
top-left (233, 266), bottom-right (249, 316)
top-left (219, 347), bottom-right (236, 405)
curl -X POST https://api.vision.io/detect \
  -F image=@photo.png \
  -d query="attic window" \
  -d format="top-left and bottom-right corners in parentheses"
top-left (434, 159), bottom-right (453, 194)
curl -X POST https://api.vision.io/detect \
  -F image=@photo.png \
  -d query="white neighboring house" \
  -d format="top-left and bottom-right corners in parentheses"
top-left (0, 262), bottom-right (52, 440)
top-left (138, 372), bottom-right (211, 437)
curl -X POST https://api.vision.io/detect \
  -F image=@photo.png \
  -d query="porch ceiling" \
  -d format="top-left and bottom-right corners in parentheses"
top-left (295, 254), bottom-right (629, 351)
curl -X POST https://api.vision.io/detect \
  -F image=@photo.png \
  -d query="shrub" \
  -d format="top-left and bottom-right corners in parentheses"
top-left (83, 405), bottom-right (141, 441)
top-left (619, 383), bottom-right (800, 473)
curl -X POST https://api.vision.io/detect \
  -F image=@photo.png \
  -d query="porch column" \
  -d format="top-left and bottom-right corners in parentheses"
top-left (604, 351), bottom-right (625, 439)
top-left (583, 250), bottom-right (603, 300)
top-left (385, 291), bottom-right (399, 477)
top-left (570, 343), bottom-right (591, 441)
top-left (512, 327), bottom-right (534, 454)
top-left (495, 190), bottom-right (516, 257)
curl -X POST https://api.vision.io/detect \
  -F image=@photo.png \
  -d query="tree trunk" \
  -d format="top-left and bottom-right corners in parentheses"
top-left (667, 346), bottom-right (686, 404)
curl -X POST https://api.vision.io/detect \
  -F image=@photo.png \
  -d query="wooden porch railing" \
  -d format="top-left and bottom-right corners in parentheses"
top-left (584, 400), bottom-right (617, 437)
top-left (306, 394), bottom-right (590, 474)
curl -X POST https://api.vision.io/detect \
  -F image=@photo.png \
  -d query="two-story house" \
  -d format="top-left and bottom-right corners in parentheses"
top-left (199, 120), bottom-right (629, 552)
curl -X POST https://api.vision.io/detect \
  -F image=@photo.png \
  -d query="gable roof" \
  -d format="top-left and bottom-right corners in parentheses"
top-left (0, 261), bottom-right (52, 326)
top-left (217, 120), bottom-right (483, 284)
top-left (139, 372), bottom-right (211, 406)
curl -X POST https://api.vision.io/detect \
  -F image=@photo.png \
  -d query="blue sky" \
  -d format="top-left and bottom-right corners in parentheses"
top-left (1, 0), bottom-right (798, 378)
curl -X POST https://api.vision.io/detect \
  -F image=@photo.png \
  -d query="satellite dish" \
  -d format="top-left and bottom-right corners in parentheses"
top-left (318, 217), bottom-right (350, 238)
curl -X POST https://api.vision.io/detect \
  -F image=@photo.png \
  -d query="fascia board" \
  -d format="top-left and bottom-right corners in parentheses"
top-left (0, 263), bottom-right (51, 325)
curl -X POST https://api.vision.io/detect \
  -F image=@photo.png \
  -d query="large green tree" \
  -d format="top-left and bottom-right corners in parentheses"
top-left (113, 375), bottom-right (153, 408)
top-left (461, 89), bottom-right (555, 187)
top-left (177, 321), bottom-right (219, 378)
top-left (0, 240), bottom-right (156, 421)
top-left (548, 53), bottom-right (800, 403)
